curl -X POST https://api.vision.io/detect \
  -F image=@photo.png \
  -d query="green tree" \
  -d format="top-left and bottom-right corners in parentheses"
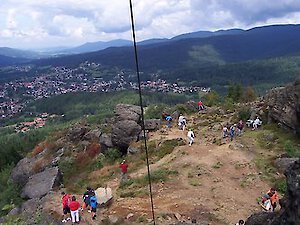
top-left (227, 83), bottom-right (243, 102)
top-left (203, 90), bottom-right (220, 106)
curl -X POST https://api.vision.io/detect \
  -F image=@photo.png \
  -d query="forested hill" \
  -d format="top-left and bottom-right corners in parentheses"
top-left (32, 24), bottom-right (300, 71)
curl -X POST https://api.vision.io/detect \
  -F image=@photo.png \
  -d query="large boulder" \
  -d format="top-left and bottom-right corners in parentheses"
top-left (67, 126), bottom-right (89, 142)
top-left (265, 79), bottom-right (300, 135)
top-left (274, 157), bottom-right (298, 173)
top-left (21, 167), bottom-right (62, 199)
top-left (144, 119), bottom-right (161, 131)
top-left (100, 133), bottom-right (113, 149)
top-left (11, 149), bottom-right (50, 186)
top-left (111, 120), bottom-right (141, 151)
top-left (114, 104), bottom-right (141, 123)
top-left (95, 187), bottom-right (113, 206)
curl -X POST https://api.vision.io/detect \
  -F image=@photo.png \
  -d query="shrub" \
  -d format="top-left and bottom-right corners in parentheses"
top-left (87, 143), bottom-right (101, 158)
top-left (284, 140), bottom-right (300, 157)
top-left (104, 148), bottom-right (122, 164)
top-left (275, 178), bottom-right (287, 194)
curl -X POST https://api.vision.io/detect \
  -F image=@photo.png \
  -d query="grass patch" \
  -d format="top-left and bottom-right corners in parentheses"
top-left (274, 177), bottom-right (287, 194)
top-left (189, 178), bottom-right (202, 186)
top-left (212, 161), bottom-right (223, 169)
top-left (284, 140), bottom-right (300, 157)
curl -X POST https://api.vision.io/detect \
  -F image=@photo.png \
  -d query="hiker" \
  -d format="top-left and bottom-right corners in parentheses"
top-left (178, 114), bottom-right (186, 130)
top-left (61, 191), bottom-right (71, 223)
top-left (69, 196), bottom-right (80, 224)
top-left (222, 125), bottom-right (229, 138)
top-left (267, 187), bottom-right (279, 211)
top-left (252, 117), bottom-right (262, 130)
top-left (230, 124), bottom-right (236, 141)
top-left (197, 101), bottom-right (204, 110)
top-left (261, 192), bottom-right (274, 211)
top-left (119, 159), bottom-right (129, 183)
top-left (82, 187), bottom-right (95, 212)
top-left (90, 192), bottom-right (98, 220)
top-left (187, 129), bottom-right (195, 146)
top-left (235, 220), bottom-right (244, 225)
top-left (236, 120), bottom-right (244, 136)
top-left (165, 115), bottom-right (173, 128)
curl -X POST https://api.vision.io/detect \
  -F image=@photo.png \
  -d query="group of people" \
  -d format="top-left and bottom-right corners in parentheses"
top-left (222, 120), bottom-right (245, 141)
top-left (261, 187), bottom-right (279, 211)
top-left (61, 187), bottom-right (98, 224)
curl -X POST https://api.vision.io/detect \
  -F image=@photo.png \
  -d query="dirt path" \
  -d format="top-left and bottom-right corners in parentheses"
top-left (45, 121), bottom-right (273, 225)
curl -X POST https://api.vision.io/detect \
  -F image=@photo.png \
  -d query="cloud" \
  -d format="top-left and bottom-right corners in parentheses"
top-left (0, 0), bottom-right (300, 48)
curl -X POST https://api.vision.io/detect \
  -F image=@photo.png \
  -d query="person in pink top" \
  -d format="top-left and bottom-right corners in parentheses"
top-left (68, 196), bottom-right (80, 224)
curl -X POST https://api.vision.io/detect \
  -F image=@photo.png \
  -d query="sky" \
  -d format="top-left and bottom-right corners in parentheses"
top-left (1, 0), bottom-right (300, 49)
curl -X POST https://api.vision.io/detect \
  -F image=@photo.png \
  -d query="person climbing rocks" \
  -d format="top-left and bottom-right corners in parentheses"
top-left (119, 159), bottom-right (129, 183)
top-left (267, 187), bottom-right (279, 211)
top-left (69, 196), bottom-right (80, 224)
top-left (230, 124), bottom-right (236, 141)
top-left (235, 220), bottom-right (244, 225)
top-left (90, 192), bottom-right (98, 220)
top-left (197, 100), bottom-right (205, 110)
top-left (187, 129), bottom-right (195, 146)
top-left (178, 114), bottom-right (186, 130)
top-left (82, 186), bottom-right (95, 212)
top-left (165, 115), bottom-right (173, 128)
top-left (236, 120), bottom-right (244, 136)
top-left (252, 117), bottom-right (262, 130)
top-left (61, 191), bottom-right (71, 223)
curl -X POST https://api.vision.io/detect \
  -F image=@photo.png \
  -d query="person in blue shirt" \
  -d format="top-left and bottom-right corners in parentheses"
top-left (89, 192), bottom-right (98, 220)
top-left (165, 115), bottom-right (172, 128)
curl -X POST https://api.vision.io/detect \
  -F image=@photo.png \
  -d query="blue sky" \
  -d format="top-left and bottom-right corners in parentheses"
top-left (1, 0), bottom-right (300, 49)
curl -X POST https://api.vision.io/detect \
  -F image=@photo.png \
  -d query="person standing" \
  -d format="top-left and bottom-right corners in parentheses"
top-left (119, 159), bottom-right (129, 183)
top-left (165, 115), bottom-right (173, 128)
top-left (82, 187), bottom-right (95, 212)
top-left (69, 196), bottom-right (80, 224)
top-left (90, 192), bottom-right (98, 220)
top-left (187, 129), bottom-right (195, 146)
top-left (61, 192), bottom-right (71, 223)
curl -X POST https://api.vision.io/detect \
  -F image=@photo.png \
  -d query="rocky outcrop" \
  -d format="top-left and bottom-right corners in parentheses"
top-left (100, 133), bottom-right (113, 149)
top-left (21, 167), bottom-right (62, 199)
top-left (95, 187), bottom-right (113, 206)
top-left (245, 159), bottom-right (300, 225)
top-left (144, 119), bottom-right (161, 131)
top-left (67, 126), bottom-right (89, 142)
top-left (11, 149), bottom-right (50, 186)
top-left (111, 104), bottom-right (142, 152)
top-left (265, 79), bottom-right (300, 135)
top-left (274, 157), bottom-right (298, 173)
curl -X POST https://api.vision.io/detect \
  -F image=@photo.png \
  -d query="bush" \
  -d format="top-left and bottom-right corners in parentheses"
top-left (87, 143), bottom-right (101, 158)
top-left (104, 148), bottom-right (122, 164)
top-left (275, 178), bottom-right (287, 194)
top-left (284, 140), bottom-right (300, 157)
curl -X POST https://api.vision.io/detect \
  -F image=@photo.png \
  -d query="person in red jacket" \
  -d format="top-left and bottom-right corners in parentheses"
top-left (61, 192), bottom-right (71, 223)
top-left (119, 159), bottom-right (129, 184)
top-left (69, 196), bottom-right (80, 224)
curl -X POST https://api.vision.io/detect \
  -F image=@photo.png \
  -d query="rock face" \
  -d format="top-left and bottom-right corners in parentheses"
top-left (67, 126), bottom-right (89, 142)
top-left (265, 79), bottom-right (300, 135)
top-left (144, 119), bottom-right (161, 131)
top-left (111, 104), bottom-right (142, 152)
top-left (21, 167), bottom-right (62, 199)
top-left (274, 157), bottom-right (298, 173)
top-left (245, 159), bottom-right (300, 225)
top-left (95, 187), bottom-right (113, 206)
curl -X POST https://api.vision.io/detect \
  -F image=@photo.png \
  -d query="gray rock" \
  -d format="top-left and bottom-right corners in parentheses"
top-left (144, 119), bottom-right (161, 131)
top-left (265, 80), bottom-right (300, 135)
top-left (21, 198), bottom-right (40, 214)
top-left (21, 167), bottom-right (62, 199)
top-left (108, 215), bottom-right (120, 224)
top-left (8, 207), bottom-right (21, 216)
top-left (114, 104), bottom-right (141, 123)
top-left (127, 146), bottom-right (141, 155)
top-left (83, 129), bottom-right (102, 141)
top-left (67, 126), bottom-right (89, 142)
top-left (95, 187), bottom-right (113, 206)
top-left (111, 120), bottom-right (141, 150)
top-left (100, 133), bottom-right (113, 148)
top-left (274, 157), bottom-right (298, 173)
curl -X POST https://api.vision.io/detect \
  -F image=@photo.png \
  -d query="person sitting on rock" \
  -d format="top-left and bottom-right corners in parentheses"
top-left (252, 117), bottom-right (262, 130)
top-left (267, 187), bottom-right (279, 211)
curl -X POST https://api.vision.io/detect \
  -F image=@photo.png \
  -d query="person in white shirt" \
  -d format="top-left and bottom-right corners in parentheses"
top-left (187, 129), bottom-right (195, 146)
top-left (252, 117), bottom-right (262, 130)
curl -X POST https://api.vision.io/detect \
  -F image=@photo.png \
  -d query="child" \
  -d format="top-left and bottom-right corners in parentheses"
top-left (90, 192), bottom-right (98, 220)
top-left (69, 196), bottom-right (80, 224)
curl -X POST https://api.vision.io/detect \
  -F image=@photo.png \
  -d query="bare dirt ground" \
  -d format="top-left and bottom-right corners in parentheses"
top-left (45, 116), bottom-right (275, 225)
